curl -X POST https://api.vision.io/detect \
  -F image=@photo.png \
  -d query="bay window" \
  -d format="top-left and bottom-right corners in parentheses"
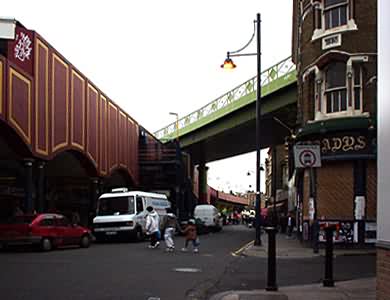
top-left (315, 59), bottom-right (364, 119)
top-left (325, 62), bottom-right (347, 113)
top-left (312, 0), bottom-right (357, 40)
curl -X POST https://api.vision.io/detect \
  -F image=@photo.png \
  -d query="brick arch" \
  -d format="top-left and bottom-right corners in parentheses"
top-left (47, 149), bottom-right (99, 178)
top-left (0, 119), bottom-right (32, 158)
top-left (315, 51), bottom-right (350, 70)
top-left (103, 167), bottom-right (136, 191)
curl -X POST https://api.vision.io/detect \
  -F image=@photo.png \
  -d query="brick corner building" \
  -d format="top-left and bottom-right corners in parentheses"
top-left (292, 0), bottom-right (377, 247)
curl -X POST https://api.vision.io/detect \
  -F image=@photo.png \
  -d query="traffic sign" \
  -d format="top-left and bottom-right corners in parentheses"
top-left (294, 145), bottom-right (321, 168)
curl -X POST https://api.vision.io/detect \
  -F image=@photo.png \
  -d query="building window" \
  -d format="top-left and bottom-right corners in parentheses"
top-left (324, 0), bottom-right (348, 30)
top-left (315, 59), bottom-right (364, 119)
top-left (312, 0), bottom-right (356, 41)
top-left (325, 62), bottom-right (347, 113)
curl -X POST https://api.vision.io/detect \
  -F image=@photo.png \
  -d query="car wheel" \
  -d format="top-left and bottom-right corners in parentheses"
top-left (41, 238), bottom-right (52, 251)
top-left (80, 235), bottom-right (91, 248)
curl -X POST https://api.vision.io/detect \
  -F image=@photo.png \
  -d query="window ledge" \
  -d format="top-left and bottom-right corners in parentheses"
top-left (313, 110), bottom-right (369, 122)
top-left (312, 19), bottom-right (358, 42)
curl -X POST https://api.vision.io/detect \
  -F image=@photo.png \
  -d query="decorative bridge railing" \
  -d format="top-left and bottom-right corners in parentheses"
top-left (154, 56), bottom-right (296, 141)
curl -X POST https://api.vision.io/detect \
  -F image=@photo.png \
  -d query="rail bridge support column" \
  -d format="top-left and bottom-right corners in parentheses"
top-left (23, 159), bottom-right (34, 213)
top-left (89, 177), bottom-right (100, 226)
top-left (36, 161), bottom-right (46, 213)
top-left (197, 163), bottom-right (209, 204)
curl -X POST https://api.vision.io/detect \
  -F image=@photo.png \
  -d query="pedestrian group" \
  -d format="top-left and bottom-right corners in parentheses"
top-left (145, 206), bottom-right (200, 253)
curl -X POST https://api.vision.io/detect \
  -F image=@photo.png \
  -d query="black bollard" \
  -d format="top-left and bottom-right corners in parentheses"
top-left (265, 227), bottom-right (278, 291)
top-left (323, 226), bottom-right (335, 287)
top-left (313, 221), bottom-right (319, 254)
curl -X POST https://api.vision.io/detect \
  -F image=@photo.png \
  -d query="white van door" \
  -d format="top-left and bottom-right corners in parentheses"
top-left (135, 196), bottom-right (147, 231)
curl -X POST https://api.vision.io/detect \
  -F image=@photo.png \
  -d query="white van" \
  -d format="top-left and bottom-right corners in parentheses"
top-left (194, 204), bottom-right (222, 232)
top-left (92, 189), bottom-right (170, 241)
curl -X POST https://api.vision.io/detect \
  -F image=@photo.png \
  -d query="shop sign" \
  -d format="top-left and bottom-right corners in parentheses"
top-left (310, 133), bottom-right (376, 158)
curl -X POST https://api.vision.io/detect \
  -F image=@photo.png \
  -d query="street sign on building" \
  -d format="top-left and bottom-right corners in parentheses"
top-left (294, 145), bottom-right (321, 168)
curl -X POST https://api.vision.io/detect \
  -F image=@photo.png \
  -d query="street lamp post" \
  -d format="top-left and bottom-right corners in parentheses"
top-left (169, 112), bottom-right (182, 220)
top-left (169, 112), bottom-right (179, 141)
top-left (221, 13), bottom-right (262, 246)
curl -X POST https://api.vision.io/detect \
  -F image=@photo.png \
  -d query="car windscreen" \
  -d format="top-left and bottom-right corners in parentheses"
top-left (97, 196), bottom-right (135, 216)
top-left (194, 208), bottom-right (214, 216)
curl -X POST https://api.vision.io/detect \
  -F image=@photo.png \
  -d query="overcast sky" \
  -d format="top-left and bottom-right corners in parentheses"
top-left (3, 0), bottom-right (293, 193)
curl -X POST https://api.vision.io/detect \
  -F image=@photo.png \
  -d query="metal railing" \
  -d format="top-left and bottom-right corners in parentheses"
top-left (154, 56), bottom-right (296, 141)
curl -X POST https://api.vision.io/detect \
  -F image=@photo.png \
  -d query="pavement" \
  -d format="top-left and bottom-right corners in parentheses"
top-left (210, 231), bottom-right (377, 300)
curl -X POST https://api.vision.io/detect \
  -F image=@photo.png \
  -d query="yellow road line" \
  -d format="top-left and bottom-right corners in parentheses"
top-left (232, 240), bottom-right (254, 256)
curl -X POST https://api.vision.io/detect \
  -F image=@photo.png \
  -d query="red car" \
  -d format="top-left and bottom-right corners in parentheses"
top-left (0, 213), bottom-right (91, 251)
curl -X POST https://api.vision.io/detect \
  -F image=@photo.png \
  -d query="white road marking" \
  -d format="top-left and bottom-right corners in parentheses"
top-left (173, 268), bottom-right (202, 273)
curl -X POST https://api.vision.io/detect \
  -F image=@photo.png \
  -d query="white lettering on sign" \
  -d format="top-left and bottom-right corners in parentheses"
top-left (14, 32), bottom-right (32, 62)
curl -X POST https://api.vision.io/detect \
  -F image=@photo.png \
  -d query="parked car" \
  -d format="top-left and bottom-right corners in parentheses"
top-left (194, 204), bottom-right (222, 233)
top-left (0, 213), bottom-right (91, 251)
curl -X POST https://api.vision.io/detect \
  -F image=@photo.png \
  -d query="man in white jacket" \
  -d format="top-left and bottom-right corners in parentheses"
top-left (145, 206), bottom-right (160, 248)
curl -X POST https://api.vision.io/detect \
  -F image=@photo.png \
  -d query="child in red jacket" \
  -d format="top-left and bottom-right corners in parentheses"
top-left (181, 219), bottom-right (200, 253)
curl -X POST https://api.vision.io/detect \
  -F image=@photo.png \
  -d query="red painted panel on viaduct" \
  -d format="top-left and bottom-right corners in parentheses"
top-left (99, 95), bottom-right (107, 175)
top-left (0, 23), bottom-right (140, 184)
top-left (35, 40), bottom-right (49, 155)
top-left (52, 54), bottom-right (68, 153)
top-left (71, 70), bottom-right (85, 151)
top-left (119, 111), bottom-right (127, 168)
top-left (108, 102), bottom-right (118, 173)
top-left (8, 67), bottom-right (31, 145)
top-left (87, 84), bottom-right (98, 166)
top-left (127, 119), bottom-right (139, 179)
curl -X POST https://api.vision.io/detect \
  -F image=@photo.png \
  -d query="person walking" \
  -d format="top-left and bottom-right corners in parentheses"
top-left (145, 206), bottom-right (160, 248)
top-left (161, 208), bottom-right (181, 252)
top-left (181, 219), bottom-right (200, 253)
top-left (287, 213), bottom-right (294, 237)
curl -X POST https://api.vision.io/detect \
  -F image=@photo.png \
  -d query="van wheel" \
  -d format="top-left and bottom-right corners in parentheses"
top-left (41, 238), bottom-right (52, 251)
top-left (80, 235), bottom-right (91, 248)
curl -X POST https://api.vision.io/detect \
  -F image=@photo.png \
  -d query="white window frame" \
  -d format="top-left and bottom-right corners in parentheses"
top-left (312, 0), bottom-right (357, 41)
top-left (323, 61), bottom-right (348, 114)
top-left (323, 0), bottom-right (349, 30)
top-left (313, 57), bottom-right (368, 121)
top-left (352, 64), bottom-right (363, 112)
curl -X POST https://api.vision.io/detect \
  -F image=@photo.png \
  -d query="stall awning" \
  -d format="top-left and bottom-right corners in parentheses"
top-left (296, 116), bottom-right (375, 139)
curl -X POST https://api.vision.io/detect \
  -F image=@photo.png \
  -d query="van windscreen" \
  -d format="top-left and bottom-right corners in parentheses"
top-left (97, 196), bottom-right (135, 216)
